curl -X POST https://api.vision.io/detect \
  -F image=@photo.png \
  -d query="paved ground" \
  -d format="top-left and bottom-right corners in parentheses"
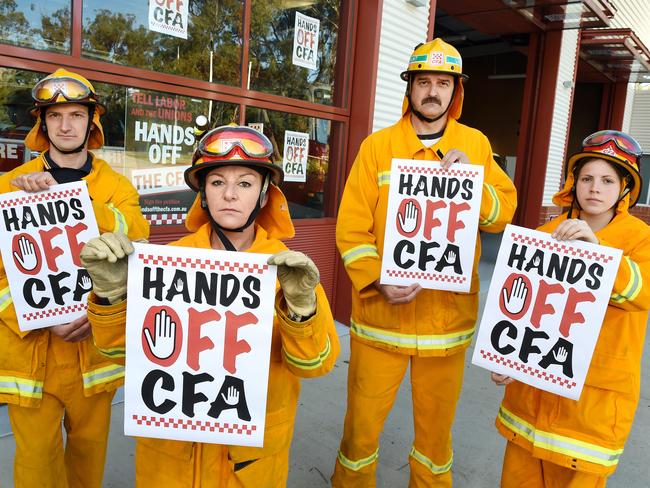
top-left (2, 233), bottom-right (649, 486)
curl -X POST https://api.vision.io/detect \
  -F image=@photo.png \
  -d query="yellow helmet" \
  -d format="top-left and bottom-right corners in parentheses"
top-left (400, 38), bottom-right (468, 81)
top-left (25, 68), bottom-right (105, 151)
top-left (400, 38), bottom-right (467, 121)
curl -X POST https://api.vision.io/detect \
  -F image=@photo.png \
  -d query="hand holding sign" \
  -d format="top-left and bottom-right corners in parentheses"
top-left (80, 232), bottom-right (134, 303)
top-left (13, 236), bottom-right (38, 271)
top-left (502, 276), bottom-right (529, 315)
top-left (144, 309), bottom-right (177, 360)
top-left (268, 250), bottom-right (319, 318)
top-left (398, 201), bottom-right (420, 234)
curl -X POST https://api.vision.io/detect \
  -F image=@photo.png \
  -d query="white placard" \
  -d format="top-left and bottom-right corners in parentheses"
top-left (148, 0), bottom-right (189, 40)
top-left (0, 181), bottom-right (99, 330)
top-left (471, 224), bottom-right (622, 400)
top-left (380, 159), bottom-right (484, 292)
top-left (124, 243), bottom-right (277, 446)
top-left (292, 12), bottom-right (320, 70)
top-left (282, 131), bottom-right (309, 183)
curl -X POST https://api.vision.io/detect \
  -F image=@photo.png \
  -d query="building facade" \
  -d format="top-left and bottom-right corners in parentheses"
top-left (1, 0), bottom-right (649, 323)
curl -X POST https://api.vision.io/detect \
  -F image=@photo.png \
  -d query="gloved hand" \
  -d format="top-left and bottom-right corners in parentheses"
top-left (80, 232), bottom-right (134, 304)
top-left (268, 250), bottom-right (319, 319)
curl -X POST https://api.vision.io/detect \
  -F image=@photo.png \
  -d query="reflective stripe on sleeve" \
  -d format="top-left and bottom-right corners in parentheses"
top-left (497, 406), bottom-right (623, 467)
top-left (0, 286), bottom-right (12, 313)
top-left (611, 257), bottom-right (642, 303)
top-left (350, 319), bottom-right (474, 351)
top-left (337, 448), bottom-right (379, 471)
top-left (0, 376), bottom-right (43, 399)
top-left (283, 336), bottom-right (332, 371)
top-left (479, 183), bottom-right (500, 226)
top-left (107, 204), bottom-right (128, 234)
top-left (341, 244), bottom-right (379, 267)
top-left (409, 446), bottom-right (453, 474)
top-left (377, 171), bottom-right (391, 187)
top-left (82, 364), bottom-right (125, 388)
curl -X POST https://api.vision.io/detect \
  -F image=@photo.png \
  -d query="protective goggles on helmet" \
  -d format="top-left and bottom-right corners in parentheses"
top-left (32, 76), bottom-right (93, 104)
top-left (582, 130), bottom-right (642, 158)
top-left (193, 126), bottom-right (273, 164)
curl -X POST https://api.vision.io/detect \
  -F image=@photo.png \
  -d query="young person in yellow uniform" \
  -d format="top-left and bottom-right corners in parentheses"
top-left (0, 68), bottom-right (149, 487)
top-left (80, 124), bottom-right (340, 487)
top-left (332, 38), bottom-right (517, 487)
top-left (492, 131), bottom-right (650, 487)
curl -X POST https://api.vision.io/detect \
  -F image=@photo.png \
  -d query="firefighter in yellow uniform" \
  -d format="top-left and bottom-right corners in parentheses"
top-left (492, 131), bottom-right (650, 487)
top-left (80, 124), bottom-right (340, 487)
top-left (332, 39), bottom-right (517, 487)
top-left (0, 68), bottom-right (149, 487)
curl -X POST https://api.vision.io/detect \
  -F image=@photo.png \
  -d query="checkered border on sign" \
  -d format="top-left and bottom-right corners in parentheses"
top-left (0, 188), bottom-right (82, 208)
top-left (386, 269), bottom-right (466, 283)
top-left (22, 303), bottom-right (88, 321)
top-left (145, 213), bottom-right (185, 226)
top-left (132, 415), bottom-right (257, 435)
top-left (480, 349), bottom-right (577, 389)
top-left (138, 254), bottom-right (269, 274)
top-left (511, 233), bottom-right (614, 263)
top-left (398, 165), bottom-right (479, 178)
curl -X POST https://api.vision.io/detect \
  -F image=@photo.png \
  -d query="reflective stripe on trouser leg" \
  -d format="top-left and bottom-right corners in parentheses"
top-left (331, 338), bottom-right (410, 487)
top-left (408, 351), bottom-right (466, 487)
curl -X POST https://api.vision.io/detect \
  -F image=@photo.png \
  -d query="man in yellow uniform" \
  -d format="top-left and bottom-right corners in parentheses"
top-left (332, 39), bottom-right (517, 487)
top-left (0, 68), bottom-right (149, 487)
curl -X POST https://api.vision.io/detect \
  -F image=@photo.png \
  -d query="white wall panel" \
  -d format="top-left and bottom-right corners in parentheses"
top-left (542, 28), bottom-right (580, 205)
top-left (372, 0), bottom-right (431, 132)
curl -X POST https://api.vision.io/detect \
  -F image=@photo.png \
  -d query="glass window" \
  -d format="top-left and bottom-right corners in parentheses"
top-left (249, 0), bottom-right (340, 106)
top-left (245, 107), bottom-right (333, 219)
top-left (82, 0), bottom-right (244, 86)
top-left (0, 68), bottom-right (42, 173)
top-left (0, 0), bottom-right (71, 53)
top-left (91, 83), bottom-right (238, 234)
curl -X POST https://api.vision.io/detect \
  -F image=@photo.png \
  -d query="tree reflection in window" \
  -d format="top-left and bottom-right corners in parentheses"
top-left (0, 0), bottom-right (70, 53)
top-left (82, 0), bottom-right (243, 87)
top-left (249, 0), bottom-right (340, 106)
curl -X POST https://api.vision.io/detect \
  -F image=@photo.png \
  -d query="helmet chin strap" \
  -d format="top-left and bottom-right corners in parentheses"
top-left (42, 105), bottom-right (95, 155)
top-left (201, 173), bottom-right (271, 252)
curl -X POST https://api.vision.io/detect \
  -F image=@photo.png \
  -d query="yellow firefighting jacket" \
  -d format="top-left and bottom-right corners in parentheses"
top-left (0, 152), bottom-right (149, 407)
top-left (86, 187), bottom-right (340, 471)
top-left (336, 115), bottom-right (517, 356)
top-left (496, 196), bottom-right (650, 476)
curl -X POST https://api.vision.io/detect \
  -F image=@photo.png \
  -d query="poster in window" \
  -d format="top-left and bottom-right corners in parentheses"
top-left (148, 0), bottom-right (189, 39)
top-left (292, 12), bottom-right (320, 70)
top-left (282, 131), bottom-right (309, 183)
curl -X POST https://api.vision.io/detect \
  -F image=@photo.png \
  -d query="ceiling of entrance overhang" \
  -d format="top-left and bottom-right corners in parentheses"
top-left (437, 0), bottom-right (614, 35)
top-left (578, 29), bottom-right (650, 83)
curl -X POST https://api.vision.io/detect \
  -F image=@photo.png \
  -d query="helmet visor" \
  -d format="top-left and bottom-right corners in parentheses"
top-left (195, 126), bottom-right (273, 163)
top-left (32, 77), bottom-right (92, 104)
top-left (583, 130), bottom-right (642, 157)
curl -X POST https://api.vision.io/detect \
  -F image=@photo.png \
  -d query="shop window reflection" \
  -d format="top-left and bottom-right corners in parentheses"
top-left (0, 0), bottom-right (70, 53)
top-left (82, 0), bottom-right (243, 87)
top-left (245, 107), bottom-right (331, 219)
top-left (249, 0), bottom-right (340, 106)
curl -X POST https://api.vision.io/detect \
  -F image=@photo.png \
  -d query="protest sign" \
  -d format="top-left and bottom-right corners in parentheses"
top-left (124, 243), bottom-right (277, 446)
top-left (0, 181), bottom-right (99, 331)
top-left (282, 131), bottom-right (309, 183)
top-left (380, 159), bottom-right (484, 292)
top-left (471, 224), bottom-right (622, 400)
top-left (148, 0), bottom-right (188, 39)
top-left (292, 12), bottom-right (320, 70)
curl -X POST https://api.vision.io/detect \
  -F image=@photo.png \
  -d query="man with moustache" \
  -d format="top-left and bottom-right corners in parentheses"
top-left (332, 39), bottom-right (517, 487)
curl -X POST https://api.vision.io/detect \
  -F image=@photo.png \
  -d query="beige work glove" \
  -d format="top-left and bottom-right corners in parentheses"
top-left (268, 250), bottom-right (319, 320)
top-left (80, 232), bottom-right (134, 304)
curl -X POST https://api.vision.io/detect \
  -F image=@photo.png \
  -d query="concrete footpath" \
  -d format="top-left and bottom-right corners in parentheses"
top-left (1, 234), bottom-right (649, 486)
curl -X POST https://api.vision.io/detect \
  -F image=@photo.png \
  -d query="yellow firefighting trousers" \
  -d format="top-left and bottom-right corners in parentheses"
top-left (8, 334), bottom-right (114, 488)
top-left (501, 441), bottom-right (607, 488)
top-left (332, 338), bottom-right (465, 487)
